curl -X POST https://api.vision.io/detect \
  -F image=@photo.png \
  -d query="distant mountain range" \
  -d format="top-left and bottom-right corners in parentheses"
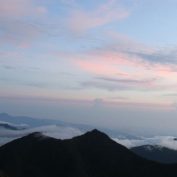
top-left (0, 113), bottom-right (69, 127)
top-left (0, 121), bottom-right (28, 130)
top-left (2, 130), bottom-right (177, 177)
top-left (0, 113), bottom-right (139, 146)
top-left (2, 113), bottom-right (177, 167)
top-left (131, 145), bottom-right (177, 163)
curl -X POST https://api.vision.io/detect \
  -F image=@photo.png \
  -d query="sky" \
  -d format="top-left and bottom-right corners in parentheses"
top-left (1, 0), bottom-right (177, 134)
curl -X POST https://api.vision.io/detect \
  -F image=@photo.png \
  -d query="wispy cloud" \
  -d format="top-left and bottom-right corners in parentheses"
top-left (127, 48), bottom-right (177, 64)
top-left (0, 0), bottom-right (31, 17)
top-left (70, 33), bottom-right (177, 95)
top-left (0, 0), bottom-right (48, 47)
top-left (97, 77), bottom-right (156, 87)
top-left (0, 0), bottom-right (47, 17)
top-left (104, 30), bottom-right (177, 65)
top-left (0, 20), bottom-right (45, 47)
top-left (1, 0), bottom-right (177, 109)
top-left (67, 0), bottom-right (129, 33)
top-left (80, 78), bottom-right (156, 91)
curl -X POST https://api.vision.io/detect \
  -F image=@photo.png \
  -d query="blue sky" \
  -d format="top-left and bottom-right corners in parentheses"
top-left (1, 0), bottom-right (177, 133)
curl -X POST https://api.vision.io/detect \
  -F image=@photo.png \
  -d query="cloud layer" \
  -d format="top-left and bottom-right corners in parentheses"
top-left (0, 124), bottom-right (83, 146)
top-left (114, 136), bottom-right (177, 150)
top-left (2, 122), bottom-right (177, 152)
top-left (67, 0), bottom-right (129, 33)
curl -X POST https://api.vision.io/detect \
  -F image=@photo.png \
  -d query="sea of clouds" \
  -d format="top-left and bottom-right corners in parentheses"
top-left (0, 124), bottom-right (83, 146)
top-left (1, 121), bottom-right (177, 151)
top-left (113, 136), bottom-right (177, 150)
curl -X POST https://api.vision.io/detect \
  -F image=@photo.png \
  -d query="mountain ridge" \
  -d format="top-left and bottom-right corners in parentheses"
top-left (131, 144), bottom-right (177, 163)
top-left (1, 130), bottom-right (177, 177)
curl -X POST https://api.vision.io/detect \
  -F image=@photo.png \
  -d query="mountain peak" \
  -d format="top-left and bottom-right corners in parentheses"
top-left (86, 129), bottom-right (107, 135)
top-left (89, 129), bottom-right (102, 133)
top-left (28, 132), bottom-right (43, 137)
top-left (24, 132), bottom-right (48, 140)
top-left (80, 129), bottom-right (110, 141)
top-left (1, 130), bottom-right (177, 177)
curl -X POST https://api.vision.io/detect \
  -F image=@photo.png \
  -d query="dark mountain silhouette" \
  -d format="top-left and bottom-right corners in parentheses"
top-left (1, 130), bottom-right (177, 177)
top-left (131, 145), bottom-right (177, 163)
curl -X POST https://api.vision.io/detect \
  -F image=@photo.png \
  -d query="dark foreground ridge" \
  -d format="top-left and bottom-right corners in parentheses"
top-left (1, 129), bottom-right (177, 177)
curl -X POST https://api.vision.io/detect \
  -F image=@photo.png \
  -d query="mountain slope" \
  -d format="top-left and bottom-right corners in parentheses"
top-left (131, 145), bottom-right (177, 163)
top-left (1, 130), bottom-right (177, 177)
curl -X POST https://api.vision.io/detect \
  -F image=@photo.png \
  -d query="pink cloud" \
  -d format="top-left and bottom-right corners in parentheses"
top-left (0, 20), bottom-right (41, 47)
top-left (74, 51), bottom-right (146, 77)
top-left (0, 0), bottom-right (31, 17)
top-left (0, 0), bottom-right (47, 18)
top-left (67, 0), bottom-right (129, 33)
top-left (71, 46), bottom-right (177, 92)
top-left (0, 0), bottom-right (48, 47)
top-left (35, 6), bottom-right (48, 15)
top-left (76, 59), bottom-right (128, 76)
top-left (153, 64), bottom-right (177, 77)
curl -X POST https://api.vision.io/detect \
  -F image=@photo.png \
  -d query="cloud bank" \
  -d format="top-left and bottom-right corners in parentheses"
top-left (114, 136), bottom-right (177, 150)
top-left (0, 124), bottom-right (83, 146)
